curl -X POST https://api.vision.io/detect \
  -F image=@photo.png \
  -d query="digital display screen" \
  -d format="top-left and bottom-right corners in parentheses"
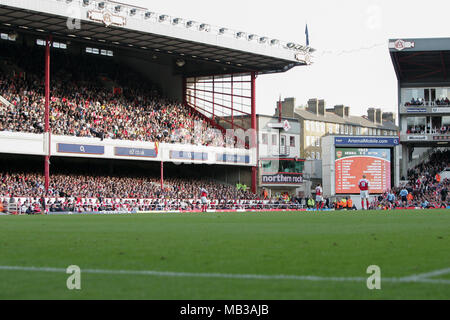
top-left (335, 148), bottom-right (391, 194)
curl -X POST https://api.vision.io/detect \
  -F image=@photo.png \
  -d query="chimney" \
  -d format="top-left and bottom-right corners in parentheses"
top-left (318, 99), bottom-right (325, 116)
top-left (275, 97), bottom-right (295, 118)
top-left (334, 105), bottom-right (345, 118)
top-left (367, 108), bottom-right (376, 123)
top-left (307, 98), bottom-right (319, 115)
top-left (382, 112), bottom-right (396, 124)
top-left (375, 108), bottom-right (382, 125)
top-left (344, 106), bottom-right (350, 118)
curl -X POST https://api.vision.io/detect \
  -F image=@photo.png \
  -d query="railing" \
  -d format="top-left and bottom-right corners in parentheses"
top-left (279, 146), bottom-right (290, 156)
top-left (404, 102), bottom-right (450, 107)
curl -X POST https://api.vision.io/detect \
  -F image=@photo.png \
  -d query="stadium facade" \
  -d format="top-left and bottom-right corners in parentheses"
top-left (0, 0), bottom-right (312, 195)
top-left (389, 37), bottom-right (450, 178)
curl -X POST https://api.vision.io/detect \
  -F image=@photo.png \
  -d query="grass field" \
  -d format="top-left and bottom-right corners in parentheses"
top-left (0, 210), bottom-right (449, 300)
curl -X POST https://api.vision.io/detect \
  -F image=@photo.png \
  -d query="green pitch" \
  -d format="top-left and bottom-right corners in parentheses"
top-left (0, 210), bottom-right (449, 300)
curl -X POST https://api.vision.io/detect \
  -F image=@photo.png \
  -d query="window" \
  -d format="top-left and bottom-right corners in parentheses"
top-left (272, 134), bottom-right (277, 146)
top-left (262, 133), bottom-right (268, 145)
top-left (261, 159), bottom-right (304, 174)
top-left (316, 152), bottom-right (321, 160)
top-left (37, 39), bottom-right (67, 49)
top-left (311, 136), bottom-right (315, 147)
top-left (290, 136), bottom-right (295, 147)
top-left (305, 121), bottom-right (310, 131)
top-left (306, 136), bottom-right (310, 147)
top-left (1, 33), bottom-right (16, 41)
top-left (316, 137), bottom-right (320, 147)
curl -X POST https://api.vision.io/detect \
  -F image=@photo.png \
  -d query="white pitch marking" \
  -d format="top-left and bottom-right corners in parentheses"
top-left (399, 268), bottom-right (450, 281)
top-left (0, 266), bottom-right (449, 284)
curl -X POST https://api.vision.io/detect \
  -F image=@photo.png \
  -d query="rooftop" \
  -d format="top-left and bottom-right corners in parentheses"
top-left (0, 0), bottom-right (313, 76)
top-left (389, 37), bottom-right (450, 84)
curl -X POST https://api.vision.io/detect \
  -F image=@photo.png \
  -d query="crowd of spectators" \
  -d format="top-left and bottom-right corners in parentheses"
top-left (0, 73), bottom-right (223, 145)
top-left (406, 125), bottom-right (450, 135)
top-left (0, 44), bottom-right (227, 147)
top-left (371, 149), bottom-right (449, 210)
top-left (405, 97), bottom-right (450, 107)
top-left (0, 171), bottom-right (257, 200)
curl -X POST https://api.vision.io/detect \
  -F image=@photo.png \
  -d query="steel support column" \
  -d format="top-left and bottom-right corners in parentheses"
top-left (182, 77), bottom-right (187, 105)
top-left (44, 36), bottom-right (52, 194)
top-left (251, 72), bottom-right (257, 194)
top-left (212, 76), bottom-right (215, 121)
top-left (161, 161), bottom-right (164, 189)
top-left (231, 74), bottom-right (234, 129)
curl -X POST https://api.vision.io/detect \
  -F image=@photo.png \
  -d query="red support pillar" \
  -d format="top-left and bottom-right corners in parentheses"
top-left (160, 161), bottom-right (164, 189)
top-left (194, 77), bottom-right (197, 109)
top-left (278, 96), bottom-right (282, 123)
top-left (44, 36), bottom-right (52, 195)
top-left (182, 77), bottom-right (187, 106)
top-left (251, 72), bottom-right (257, 195)
top-left (212, 76), bottom-right (215, 121)
top-left (231, 74), bottom-right (234, 129)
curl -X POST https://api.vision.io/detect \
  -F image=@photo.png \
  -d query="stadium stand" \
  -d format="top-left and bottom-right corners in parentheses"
top-left (371, 149), bottom-right (450, 209)
top-left (0, 170), bottom-right (264, 213)
top-left (0, 43), bottom-right (224, 146)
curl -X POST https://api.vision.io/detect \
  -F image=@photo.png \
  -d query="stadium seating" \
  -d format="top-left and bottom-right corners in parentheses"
top-left (0, 43), bottom-right (225, 146)
top-left (371, 149), bottom-right (449, 209)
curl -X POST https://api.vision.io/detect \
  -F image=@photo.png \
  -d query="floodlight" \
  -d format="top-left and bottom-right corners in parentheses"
top-left (114, 5), bottom-right (121, 12)
top-left (176, 59), bottom-right (185, 67)
top-left (259, 37), bottom-right (268, 43)
top-left (144, 12), bottom-right (154, 19)
top-left (172, 18), bottom-right (181, 25)
top-left (186, 21), bottom-right (195, 28)
top-left (270, 39), bottom-right (279, 45)
top-left (129, 8), bottom-right (137, 16)
top-left (97, 2), bottom-right (105, 9)
top-left (287, 42), bottom-right (296, 49)
top-left (82, 0), bottom-right (90, 6)
top-left (236, 32), bottom-right (245, 38)
top-left (199, 23), bottom-right (209, 31)
top-left (219, 28), bottom-right (227, 34)
top-left (248, 34), bottom-right (257, 41)
top-left (159, 15), bottom-right (169, 22)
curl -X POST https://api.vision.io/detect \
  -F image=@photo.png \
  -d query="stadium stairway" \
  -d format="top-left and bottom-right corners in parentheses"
top-left (0, 95), bottom-right (12, 107)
